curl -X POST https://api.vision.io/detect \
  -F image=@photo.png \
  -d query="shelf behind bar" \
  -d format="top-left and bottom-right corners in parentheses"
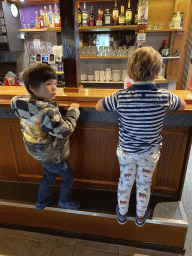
top-left (19, 27), bottom-right (185, 33)
top-left (80, 56), bottom-right (180, 60)
top-left (82, 79), bottom-right (167, 84)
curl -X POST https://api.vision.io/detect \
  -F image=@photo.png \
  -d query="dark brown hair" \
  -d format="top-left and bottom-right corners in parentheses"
top-left (127, 46), bottom-right (162, 82)
top-left (22, 63), bottom-right (56, 96)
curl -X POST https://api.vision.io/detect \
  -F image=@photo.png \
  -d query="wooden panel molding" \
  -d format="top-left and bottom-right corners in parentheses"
top-left (0, 118), bottom-right (191, 199)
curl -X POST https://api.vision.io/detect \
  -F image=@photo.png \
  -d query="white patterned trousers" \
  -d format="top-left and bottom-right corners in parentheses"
top-left (117, 146), bottom-right (161, 217)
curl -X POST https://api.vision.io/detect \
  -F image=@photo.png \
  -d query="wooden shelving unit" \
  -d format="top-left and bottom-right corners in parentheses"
top-left (82, 79), bottom-right (167, 84)
top-left (80, 56), bottom-right (180, 60)
top-left (19, 27), bottom-right (185, 33)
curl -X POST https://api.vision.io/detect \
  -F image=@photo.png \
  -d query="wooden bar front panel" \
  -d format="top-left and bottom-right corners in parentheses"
top-left (0, 117), bottom-right (190, 199)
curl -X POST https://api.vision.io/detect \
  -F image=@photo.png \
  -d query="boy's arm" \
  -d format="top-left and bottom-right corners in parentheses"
top-left (96, 92), bottom-right (118, 112)
top-left (167, 92), bottom-right (186, 111)
top-left (41, 104), bottom-right (80, 139)
top-left (177, 97), bottom-right (186, 110)
top-left (95, 99), bottom-right (106, 111)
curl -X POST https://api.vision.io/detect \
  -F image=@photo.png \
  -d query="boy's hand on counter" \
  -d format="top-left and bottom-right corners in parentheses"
top-left (70, 103), bottom-right (80, 110)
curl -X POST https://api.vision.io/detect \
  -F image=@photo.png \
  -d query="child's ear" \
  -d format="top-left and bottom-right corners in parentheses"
top-left (29, 84), bottom-right (35, 93)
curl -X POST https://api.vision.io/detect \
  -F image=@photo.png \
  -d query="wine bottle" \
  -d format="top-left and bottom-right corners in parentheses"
top-left (78, 2), bottom-right (82, 27)
top-left (82, 3), bottom-right (88, 27)
top-left (125, 0), bottom-right (132, 25)
top-left (137, 0), bottom-right (149, 32)
top-left (119, 6), bottom-right (125, 25)
top-left (134, 4), bottom-right (138, 25)
top-left (159, 40), bottom-right (170, 57)
top-left (54, 4), bottom-right (60, 27)
top-left (35, 11), bottom-right (41, 29)
top-left (39, 9), bottom-right (44, 28)
top-left (112, 1), bottom-right (119, 26)
top-left (96, 9), bottom-right (102, 26)
top-left (89, 6), bottom-right (95, 26)
top-left (104, 9), bottom-right (112, 26)
top-left (48, 5), bottom-right (54, 28)
top-left (43, 6), bottom-right (49, 28)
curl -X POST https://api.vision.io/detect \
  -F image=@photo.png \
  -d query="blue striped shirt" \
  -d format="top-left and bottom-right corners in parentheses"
top-left (102, 82), bottom-right (181, 153)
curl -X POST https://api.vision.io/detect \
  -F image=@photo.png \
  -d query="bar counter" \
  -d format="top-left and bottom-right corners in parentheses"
top-left (0, 86), bottom-right (191, 252)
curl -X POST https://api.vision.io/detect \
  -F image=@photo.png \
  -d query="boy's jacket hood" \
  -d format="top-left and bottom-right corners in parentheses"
top-left (11, 95), bottom-right (58, 119)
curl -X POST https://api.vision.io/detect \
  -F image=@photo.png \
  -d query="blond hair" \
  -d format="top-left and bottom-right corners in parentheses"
top-left (127, 46), bottom-right (162, 82)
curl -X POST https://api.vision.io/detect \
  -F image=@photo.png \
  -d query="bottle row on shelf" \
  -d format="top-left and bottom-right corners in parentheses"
top-left (78, 0), bottom-right (136, 27)
top-left (23, 0), bottom-right (183, 31)
top-left (33, 4), bottom-right (60, 29)
top-left (78, 0), bottom-right (183, 30)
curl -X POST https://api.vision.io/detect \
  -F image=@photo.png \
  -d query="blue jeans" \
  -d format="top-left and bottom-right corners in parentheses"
top-left (36, 161), bottom-right (73, 206)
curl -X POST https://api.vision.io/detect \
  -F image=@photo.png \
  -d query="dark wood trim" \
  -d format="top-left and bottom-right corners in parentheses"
top-left (0, 203), bottom-right (187, 253)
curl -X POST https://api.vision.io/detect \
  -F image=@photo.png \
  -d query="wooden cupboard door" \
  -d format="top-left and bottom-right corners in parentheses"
top-left (69, 122), bottom-right (120, 191)
top-left (8, 119), bottom-right (44, 183)
top-left (0, 119), bottom-right (18, 181)
top-left (153, 126), bottom-right (190, 197)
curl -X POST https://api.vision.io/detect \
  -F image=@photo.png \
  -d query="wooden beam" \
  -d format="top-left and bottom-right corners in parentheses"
top-left (59, 0), bottom-right (82, 91)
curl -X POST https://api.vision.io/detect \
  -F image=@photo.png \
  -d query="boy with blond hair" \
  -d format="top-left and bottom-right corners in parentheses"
top-left (96, 46), bottom-right (186, 226)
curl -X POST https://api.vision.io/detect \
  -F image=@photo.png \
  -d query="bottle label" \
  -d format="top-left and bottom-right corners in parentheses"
top-left (82, 13), bottom-right (88, 19)
top-left (126, 11), bottom-right (132, 20)
top-left (90, 18), bottom-right (94, 26)
top-left (105, 16), bottom-right (111, 25)
top-left (119, 17), bottom-right (125, 24)
top-left (134, 14), bottom-right (138, 24)
top-left (78, 14), bottom-right (81, 23)
top-left (96, 20), bottom-right (102, 26)
top-left (55, 16), bottom-right (59, 24)
top-left (138, 7), bottom-right (148, 23)
top-left (113, 10), bottom-right (118, 18)
top-left (48, 14), bottom-right (53, 24)
top-left (40, 20), bottom-right (44, 27)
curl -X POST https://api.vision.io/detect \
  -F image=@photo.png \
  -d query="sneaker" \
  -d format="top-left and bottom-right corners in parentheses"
top-left (58, 199), bottom-right (81, 210)
top-left (36, 195), bottom-right (54, 210)
top-left (135, 207), bottom-right (152, 227)
top-left (116, 205), bottom-right (127, 225)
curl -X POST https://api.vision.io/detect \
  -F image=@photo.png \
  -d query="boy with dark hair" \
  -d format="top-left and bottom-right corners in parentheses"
top-left (96, 46), bottom-right (186, 227)
top-left (11, 63), bottom-right (81, 210)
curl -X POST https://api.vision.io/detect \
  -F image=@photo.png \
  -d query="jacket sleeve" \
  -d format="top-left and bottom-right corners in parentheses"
top-left (41, 106), bottom-right (80, 139)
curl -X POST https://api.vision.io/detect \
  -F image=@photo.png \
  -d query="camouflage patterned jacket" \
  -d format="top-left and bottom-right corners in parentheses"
top-left (11, 95), bottom-right (80, 163)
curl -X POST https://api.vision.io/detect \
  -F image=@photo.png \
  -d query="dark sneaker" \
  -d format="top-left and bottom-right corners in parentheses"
top-left (135, 207), bottom-right (152, 227)
top-left (58, 199), bottom-right (81, 210)
top-left (36, 195), bottom-right (54, 210)
top-left (116, 204), bottom-right (127, 225)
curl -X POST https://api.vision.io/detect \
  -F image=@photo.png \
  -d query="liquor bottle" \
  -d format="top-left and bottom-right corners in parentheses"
top-left (35, 11), bottom-right (41, 29)
top-left (119, 6), bottom-right (125, 25)
top-left (137, 0), bottom-right (149, 32)
top-left (125, 0), bottom-right (132, 25)
top-left (104, 9), bottom-right (112, 26)
top-left (112, 1), bottom-right (119, 26)
top-left (101, 10), bottom-right (104, 26)
top-left (43, 6), bottom-right (49, 28)
top-left (174, 11), bottom-right (181, 29)
top-left (39, 9), bottom-right (44, 28)
top-left (134, 4), bottom-right (138, 25)
top-left (96, 9), bottom-right (102, 26)
top-left (89, 6), bottom-right (95, 26)
top-left (48, 5), bottom-right (54, 28)
top-left (159, 40), bottom-right (170, 57)
top-left (82, 2), bottom-right (88, 26)
top-left (54, 4), bottom-right (60, 27)
top-left (78, 2), bottom-right (82, 27)
top-left (169, 17), bottom-right (174, 28)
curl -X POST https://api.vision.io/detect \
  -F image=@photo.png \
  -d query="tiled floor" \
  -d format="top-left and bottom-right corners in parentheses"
top-left (0, 228), bottom-right (181, 256)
